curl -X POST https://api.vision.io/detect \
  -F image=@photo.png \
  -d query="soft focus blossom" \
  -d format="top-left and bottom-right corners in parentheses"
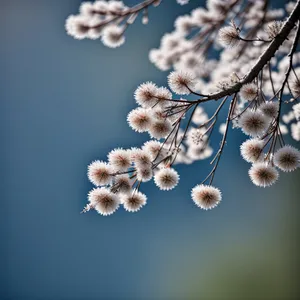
top-left (218, 24), bottom-right (240, 48)
top-left (101, 25), bottom-right (125, 48)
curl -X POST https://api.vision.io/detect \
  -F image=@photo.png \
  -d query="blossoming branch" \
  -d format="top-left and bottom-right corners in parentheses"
top-left (66, 0), bottom-right (300, 216)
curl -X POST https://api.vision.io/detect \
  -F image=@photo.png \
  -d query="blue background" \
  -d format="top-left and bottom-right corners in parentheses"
top-left (1, 0), bottom-right (299, 299)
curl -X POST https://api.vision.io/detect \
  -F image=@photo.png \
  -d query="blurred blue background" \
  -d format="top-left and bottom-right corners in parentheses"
top-left (1, 0), bottom-right (299, 299)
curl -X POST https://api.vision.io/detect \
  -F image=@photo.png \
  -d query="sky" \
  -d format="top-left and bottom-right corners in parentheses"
top-left (1, 0), bottom-right (299, 299)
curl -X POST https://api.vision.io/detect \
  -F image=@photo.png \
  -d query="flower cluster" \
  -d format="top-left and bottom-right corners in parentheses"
top-left (65, 0), bottom-right (162, 47)
top-left (66, 0), bottom-right (300, 215)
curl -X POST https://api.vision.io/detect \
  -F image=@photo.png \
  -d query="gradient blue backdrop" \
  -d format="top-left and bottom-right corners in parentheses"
top-left (1, 0), bottom-right (299, 299)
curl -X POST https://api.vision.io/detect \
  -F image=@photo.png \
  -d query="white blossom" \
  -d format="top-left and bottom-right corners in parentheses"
top-left (121, 191), bottom-right (147, 212)
top-left (154, 168), bottom-right (179, 191)
top-left (249, 163), bottom-right (279, 187)
top-left (101, 25), bottom-right (125, 48)
top-left (88, 188), bottom-right (120, 216)
top-left (88, 161), bottom-right (112, 186)
top-left (273, 145), bottom-right (300, 172)
top-left (168, 70), bottom-right (195, 95)
top-left (191, 185), bottom-right (222, 210)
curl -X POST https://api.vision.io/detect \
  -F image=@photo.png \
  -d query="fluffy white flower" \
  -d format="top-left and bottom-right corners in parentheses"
top-left (218, 25), bottom-right (240, 48)
top-left (161, 32), bottom-right (182, 50)
top-left (93, 1), bottom-right (109, 13)
top-left (174, 52), bottom-right (202, 74)
top-left (121, 191), bottom-right (147, 212)
top-left (113, 175), bottom-right (132, 194)
top-left (107, 0), bottom-right (125, 14)
top-left (79, 2), bottom-right (95, 16)
top-left (259, 101), bottom-right (279, 119)
top-left (134, 82), bottom-right (158, 108)
top-left (149, 119), bottom-right (172, 139)
top-left (131, 149), bottom-right (152, 168)
top-left (127, 108), bottom-right (153, 132)
top-left (168, 70), bottom-right (195, 95)
top-left (142, 140), bottom-right (165, 160)
top-left (108, 148), bottom-right (131, 172)
top-left (240, 138), bottom-right (264, 163)
top-left (65, 15), bottom-right (90, 40)
top-left (186, 127), bottom-right (207, 146)
top-left (240, 110), bottom-right (270, 137)
top-left (136, 166), bottom-right (153, 182)
top-left (273, 145), bottom-right (300, 172)
top-left (191, 184), bottom-right (222, 210)
top-left (191, 7), bottom-right (214, 25)
top-left (154, 168), bottom-right (179, 190)
top-left (240, 83), bottom-right (258, 101)
top-left (87, 21), bottom-right (103, 40)
top-left (175, 15), bottom-right (194, 34)
top-left (88, 187), bottom-right (120, 216)
top-left (154, 87), bottom-right (173, 108)
top-left (101, 25), bottom-right (125, 48)
top-left (88, 160), bottom-right (112, 186)
top-left (248, 163), bottom-right (279, 187)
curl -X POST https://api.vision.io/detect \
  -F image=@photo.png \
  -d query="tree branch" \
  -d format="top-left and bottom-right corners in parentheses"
top-left (198, 0), bottom-right (300, 103)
